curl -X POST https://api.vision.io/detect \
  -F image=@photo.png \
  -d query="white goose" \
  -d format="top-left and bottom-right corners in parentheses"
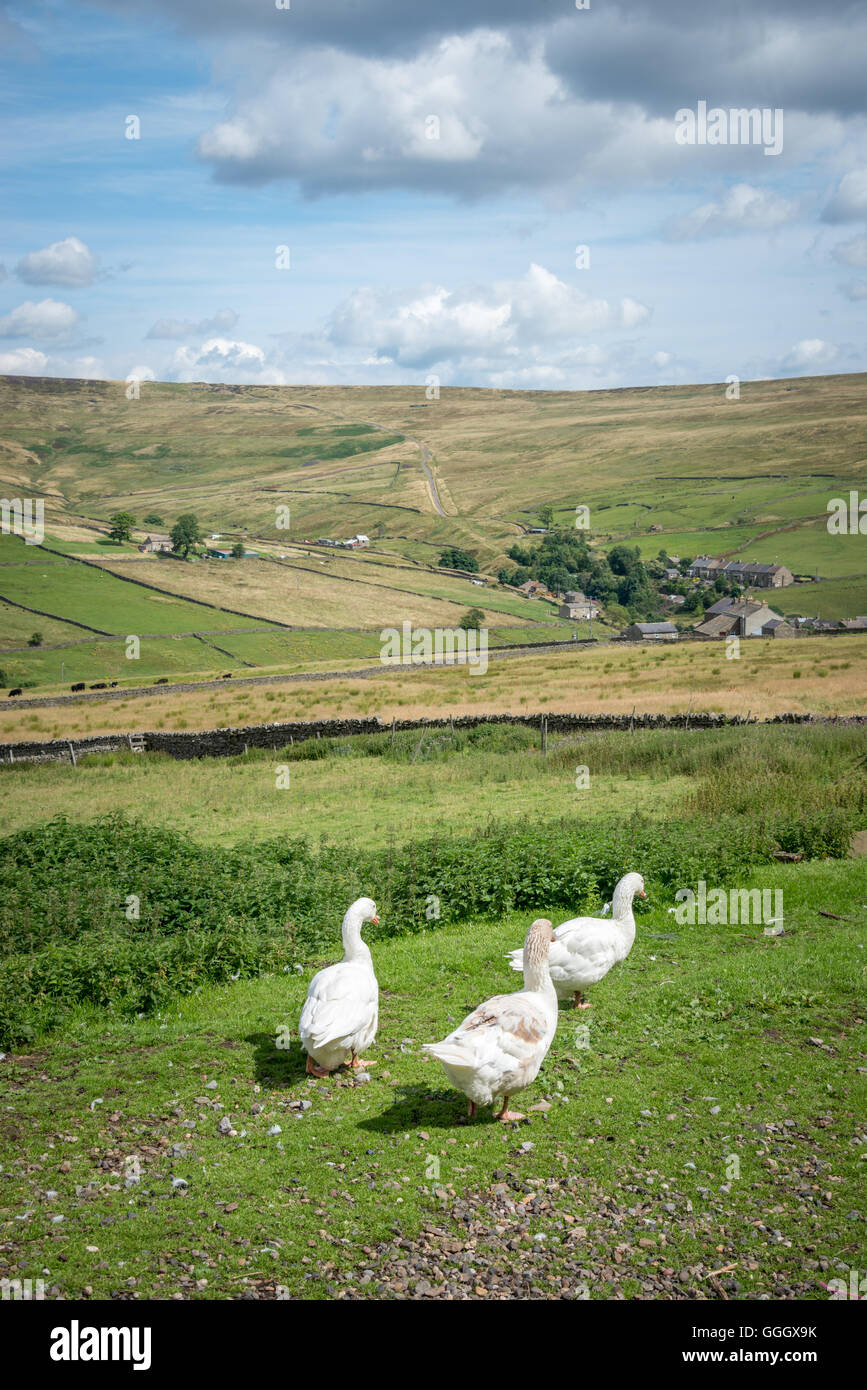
top-left (507, 872), bottom-right (645, 1008)
top-left (299, 897), bottom-right (380, 1077)
top-left (423, 918), bottom-right (558, 1121)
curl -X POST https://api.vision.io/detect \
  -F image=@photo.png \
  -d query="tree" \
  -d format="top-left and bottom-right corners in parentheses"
top-left (439, 547), bottom-right (478, 572)
top-left (143, 512), bottom-right (164, 527)
top-left (28, 631), bottom-right (43, 647)
top-left (537, 504), bottom-right (555, 529)
top-left (231, 541), bottom-right (245, 559)
top-left (170, 513), bottom-right (202, 559)
top-left (108, 511), bottom-right (136, 543)
top-left (459, 607), bottom-right (486, 631)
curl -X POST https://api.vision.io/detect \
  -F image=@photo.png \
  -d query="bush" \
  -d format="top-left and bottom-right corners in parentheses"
top-left (0, 789), bottom-right (862, 1048)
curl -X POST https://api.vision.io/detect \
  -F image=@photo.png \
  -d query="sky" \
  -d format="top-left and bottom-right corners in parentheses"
top-left (0, 0), bottom-right (865, 391)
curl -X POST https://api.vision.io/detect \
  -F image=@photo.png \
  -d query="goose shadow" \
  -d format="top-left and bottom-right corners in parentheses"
top-left (245, 1030), bottom-right (310, 1088)
top-left (358, 1084), bottom-right (506, 1133)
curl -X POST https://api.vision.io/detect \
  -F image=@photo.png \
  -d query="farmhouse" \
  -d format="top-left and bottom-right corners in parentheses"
top-left (139, 534), bottom-right (173, 553)
top-left (693, 598), bottom-right (789, 639)
top-left (517, 579), bottom-right (550, 598)
top-left (621, 621), bottom-right (678, 641)
top-left (558, 590), bottom-right (600, 620)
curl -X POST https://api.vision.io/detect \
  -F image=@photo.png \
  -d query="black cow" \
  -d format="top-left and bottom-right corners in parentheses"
top-left (109, 680), bottom-right (118, 687)
top-left (155, 677), bottom-right (169, 684)
top-left (90, 682), bottom-right (107, 690)
top-left (8, 688), bottom-right (22, 697)
top-left (71, 682), bottom-right (85, 692)
top-left (221, 672), bottom-right (233, 679)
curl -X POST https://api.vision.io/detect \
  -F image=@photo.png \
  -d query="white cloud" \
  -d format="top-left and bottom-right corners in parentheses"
top-left (840, 280), bottom-right (867, 301)
top-left (0, 299), bottom-right (80, 339)
top-left (170, 336), bottom-right (284, 383)
top-left (782, 338), bottom-right (838, 370)
top-left (15, 236), bottom-right (97, 287)
top-left (831, 234), bottom-right (867, 267)
top-left (194, 30), bottom-right (747, 200)
top-left (668, 184), bottom-right (799, 239)
top-left (651, 350), bottom-right (673, 367)
top-left (0, 347), bottom-right (49, 374)
top-left (146, 308), bottom-right (239, 339)
top-left (822, 169), bottom-right (867, 223)
top-left (325, 263), bottom-right (650, 370)
top-left (126, 363), bottom-right (157, 383)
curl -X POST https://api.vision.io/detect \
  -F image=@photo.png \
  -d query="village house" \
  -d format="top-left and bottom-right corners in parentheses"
top-left (558, 590), bottom-right (600, 620)
top-left (692, 597), bottom-right (790, 639)
top-left (687, 555), bottom-right (793, 588)
top-left (621, 621), bottom-right (678, 641)
top-left (517, 579), bottom-right (551, 599)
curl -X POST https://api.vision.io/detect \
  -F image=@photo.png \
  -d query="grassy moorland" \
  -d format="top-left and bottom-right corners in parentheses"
top-left (1, 371), bottom-right (866, 699)
top-left (0, 723), bottom-right (864, 1300)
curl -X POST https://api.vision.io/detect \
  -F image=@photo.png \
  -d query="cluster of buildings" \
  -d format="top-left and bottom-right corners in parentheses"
top-left (692, 597), bottom-right (794, 640)
top-left (315, 534), bottom-right (370, 550)
top-left (687, 556), bottom-right (794, 588)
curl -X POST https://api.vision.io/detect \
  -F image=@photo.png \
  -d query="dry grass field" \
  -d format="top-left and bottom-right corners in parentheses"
top-left (2, 633), bottom-right (863, 744)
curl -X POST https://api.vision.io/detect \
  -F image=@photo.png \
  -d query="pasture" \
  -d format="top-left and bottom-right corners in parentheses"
top-left (0, 723), bottom-right (864, 1300)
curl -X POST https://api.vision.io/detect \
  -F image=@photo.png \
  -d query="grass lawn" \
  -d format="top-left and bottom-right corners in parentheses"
top-left (1, 856), bottom-right (864, 1300)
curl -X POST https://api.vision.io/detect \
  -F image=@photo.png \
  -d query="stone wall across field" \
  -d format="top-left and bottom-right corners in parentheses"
top-left (0, 710), bottom-right (863, 766)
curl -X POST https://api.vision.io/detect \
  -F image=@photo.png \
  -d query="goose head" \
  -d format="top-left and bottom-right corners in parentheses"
top-left (523, 917), bottom-right (556, 959)
top-left (521, 918), bottom-right (556, 994)
top-left (612, 872), bottom-right (646, 915)
top-left (350, 896), bottom-right (380, 927)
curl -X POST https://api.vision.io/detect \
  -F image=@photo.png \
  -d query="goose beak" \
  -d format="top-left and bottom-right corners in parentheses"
top-left (638, 889), bottom-right (647, 898)
top-left (371, 914), bottom-right (380, 925)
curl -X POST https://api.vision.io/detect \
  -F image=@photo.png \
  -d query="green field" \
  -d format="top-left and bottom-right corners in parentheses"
top-left (0, 723), bottom-right (864, 1300)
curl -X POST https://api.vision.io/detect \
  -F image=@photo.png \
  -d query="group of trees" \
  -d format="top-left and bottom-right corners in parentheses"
top-left (106, 511), bottom-right (228, 560)
top-left (439, 546), bottom-right (479, 573)
top-left (498, 530), bottom-right (666, 621)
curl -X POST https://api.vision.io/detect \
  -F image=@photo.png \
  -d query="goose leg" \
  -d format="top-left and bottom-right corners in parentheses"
top-left (496, 1097), bottom-right (526, 1122)
top-left (349, 1053), bottom-right (376, 1068)
top-left (573, 990), bottom-right (591, 1009)
top-left (305, 1053), bottom-right (331, 1078)
top-left (467, 1100), bottom-right (477, 1119)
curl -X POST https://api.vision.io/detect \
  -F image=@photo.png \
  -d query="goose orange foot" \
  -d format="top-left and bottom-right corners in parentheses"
top-left (496, 1105), bottom-right (526, 1122)
top-left (305, 1054), bottom-right (331, 1078)
top-left (349, 1055), bottom-right (376, 1069)
top-left (573, 991), bottom-right (591, 1009)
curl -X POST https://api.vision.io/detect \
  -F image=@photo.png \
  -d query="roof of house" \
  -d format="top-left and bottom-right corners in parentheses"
top-left (628, 621), bottom-right (677, 634)
top-left (693, 614), bottom-right (739, 638)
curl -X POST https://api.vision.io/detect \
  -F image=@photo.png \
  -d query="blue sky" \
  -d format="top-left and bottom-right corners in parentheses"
top-left (1, 0), bottom-right (865, 389)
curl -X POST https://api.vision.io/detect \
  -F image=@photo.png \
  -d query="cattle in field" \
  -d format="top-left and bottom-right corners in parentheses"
top-left (155, 677), bottom-right (169, 684)
top-left (222, 672), bottom-right (233, 679)
top-left (90, 682), bottom-right (107, 690)
top-left (109, 680), bottom-right (118, 687)
top-left (71, 682), bottom-right (86, 692)
top-left (8, 688), bottom-right (22, 697)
